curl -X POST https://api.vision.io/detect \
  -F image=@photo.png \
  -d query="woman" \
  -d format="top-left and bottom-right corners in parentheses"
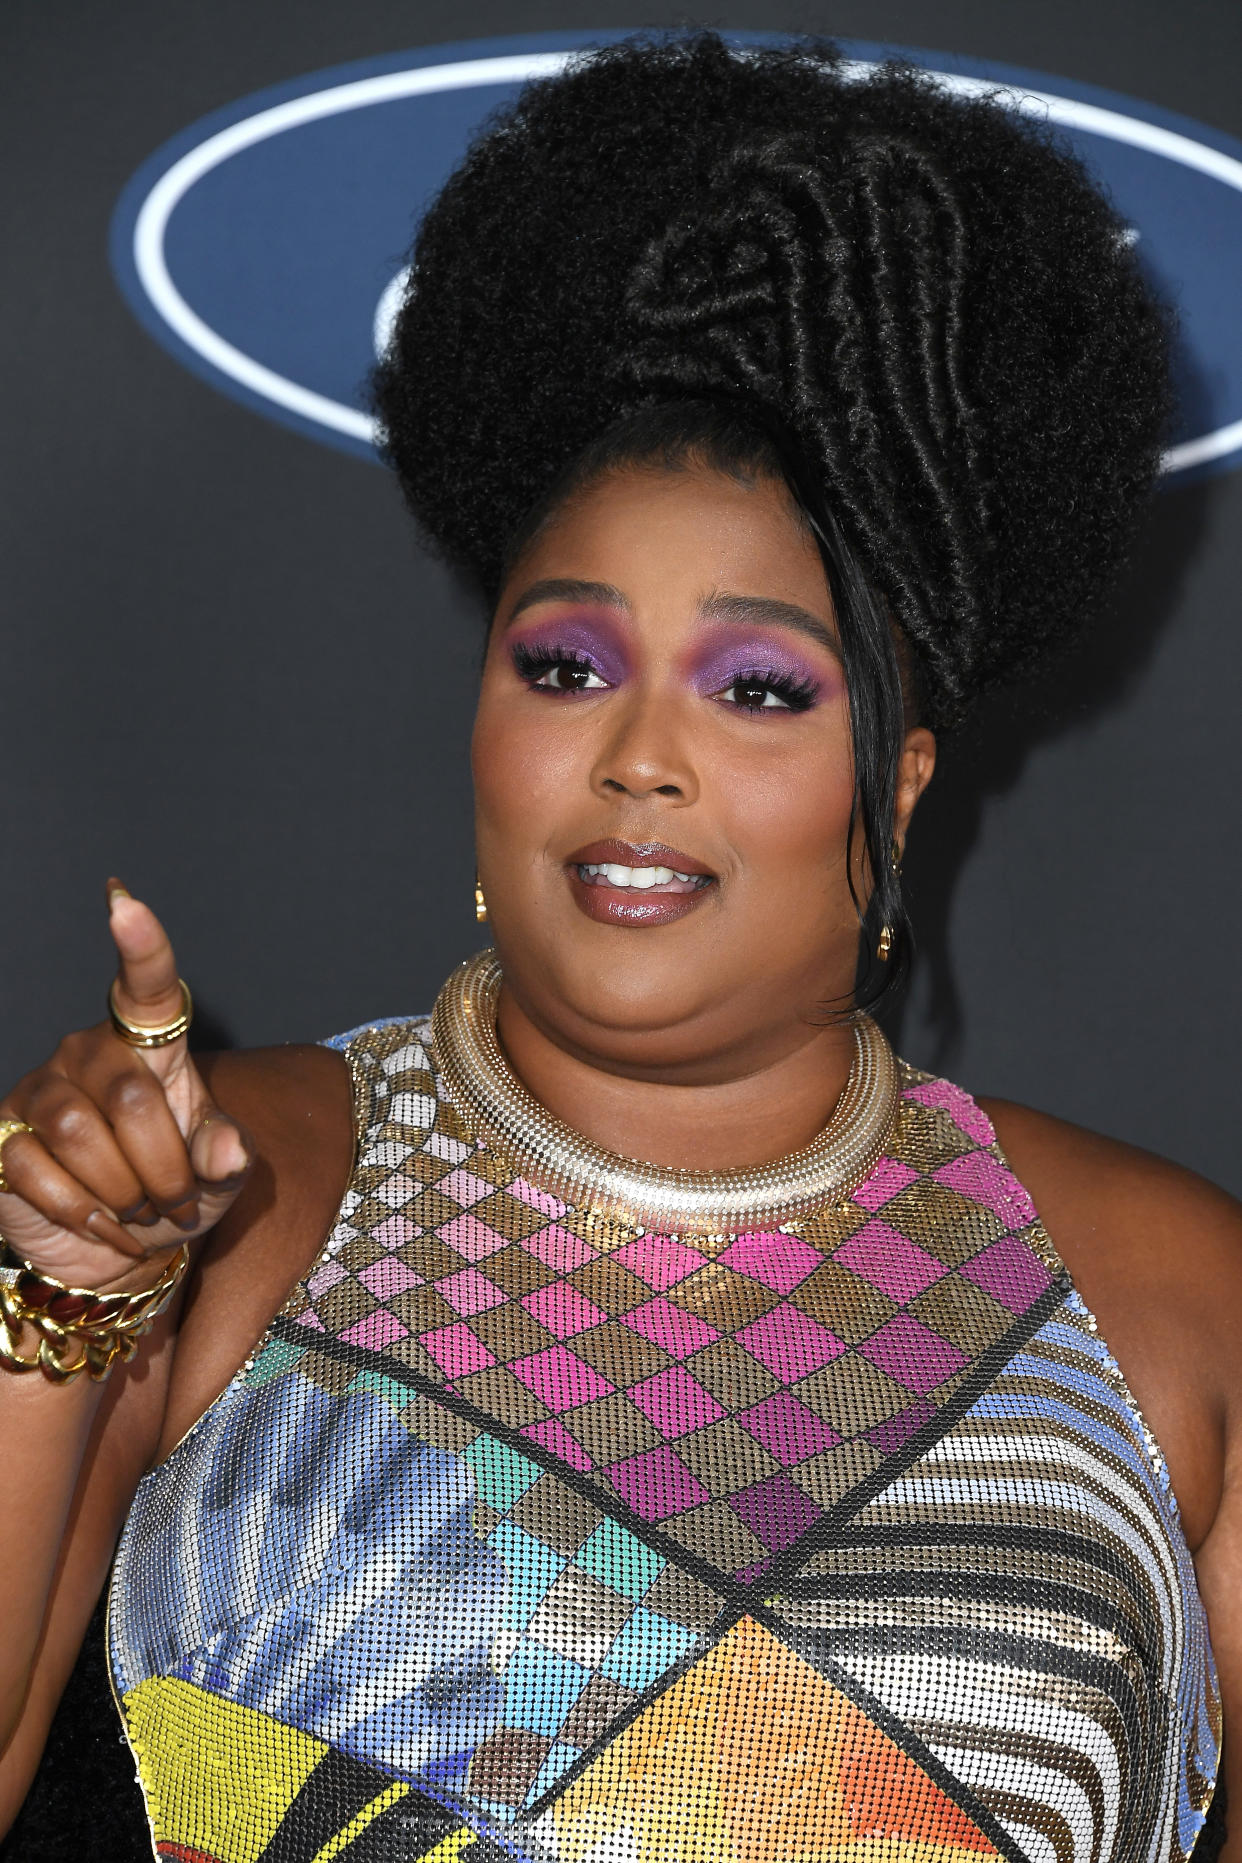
top-left (0, 32), bottom-right (1237, 1863)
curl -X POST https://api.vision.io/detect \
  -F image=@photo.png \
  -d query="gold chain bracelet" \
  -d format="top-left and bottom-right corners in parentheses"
top-left (0, 1245), bottom-right (190, 1384)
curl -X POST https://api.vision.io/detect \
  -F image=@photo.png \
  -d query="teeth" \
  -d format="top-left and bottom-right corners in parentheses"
top-left (578, 862), bottom-right (704, 888)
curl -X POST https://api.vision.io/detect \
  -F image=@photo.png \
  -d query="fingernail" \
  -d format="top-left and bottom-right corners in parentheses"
top-left (85, 1209), bottom-right (141, 1254)
top-left (119, 1200), bottom-right (161, 1227)
top-left (168, 1203), bottom-right (200, 1233)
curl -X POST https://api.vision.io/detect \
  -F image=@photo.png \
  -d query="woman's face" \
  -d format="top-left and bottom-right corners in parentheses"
top-left (473, 462), bottom-right (934, 1083)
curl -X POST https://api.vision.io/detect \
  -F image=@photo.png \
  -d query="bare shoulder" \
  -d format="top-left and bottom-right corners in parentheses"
top-left (158, 1044), bottom-right (355, 1457)
top-left (978, 1095), bottom-right (1242, 1548)
top-left (979, 1096), bottom-right (1242, 1287)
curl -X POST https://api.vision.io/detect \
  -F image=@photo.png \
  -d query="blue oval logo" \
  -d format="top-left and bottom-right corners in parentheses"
top-left (110, 30), bottom-right (1242, 479)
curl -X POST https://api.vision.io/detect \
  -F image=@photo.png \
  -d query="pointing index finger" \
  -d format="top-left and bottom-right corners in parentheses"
top-left (107, 882), bottom-right (186, 1027)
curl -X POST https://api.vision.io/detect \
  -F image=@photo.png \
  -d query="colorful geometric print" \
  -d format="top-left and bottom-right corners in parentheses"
top-left (107, 1013), bottom-right (1219, 1863)
top-left (118, 1675), bottom-right (463, 1863)
top-left (548, 1618), bottom-right (1000, 1863)
top-left (280, 1021), bottom-right (1062, 1587)
top-left (110, 1339), bottom-right (1010, 1863)
top-left (111, 1354), bottom-right (726, 1826)
top-left (786, 1294), bottom-right (1222, 1863)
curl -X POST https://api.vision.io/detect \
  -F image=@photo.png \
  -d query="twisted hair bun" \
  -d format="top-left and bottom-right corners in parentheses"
top-left (374, 33), bottom-right (1171, 728)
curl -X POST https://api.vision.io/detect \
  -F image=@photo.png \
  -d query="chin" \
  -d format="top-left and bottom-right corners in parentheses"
top-left (508, 932), bottom-right (728, 1047)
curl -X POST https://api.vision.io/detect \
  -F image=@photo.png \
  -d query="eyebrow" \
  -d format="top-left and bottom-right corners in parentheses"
top-left (503, 579), bottom-right (839, 657)
top-left (505, 578), bottom-right (628, 622)
top-left (698, 592), bottom-right (840, 658)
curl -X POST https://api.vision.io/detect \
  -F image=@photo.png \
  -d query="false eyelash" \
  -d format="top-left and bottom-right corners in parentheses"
top-left (511, 642), bottom-right (600, 681)
top-left (728, 669), bottom-right (819, 711)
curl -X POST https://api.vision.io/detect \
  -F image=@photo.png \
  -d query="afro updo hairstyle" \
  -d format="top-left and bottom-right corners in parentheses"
top-left (373, 32), bottom-right (1172, 1006)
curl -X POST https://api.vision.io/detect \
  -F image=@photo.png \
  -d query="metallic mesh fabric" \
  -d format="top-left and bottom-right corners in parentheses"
top-left (108, 1015), bottom-right (1219, 1863)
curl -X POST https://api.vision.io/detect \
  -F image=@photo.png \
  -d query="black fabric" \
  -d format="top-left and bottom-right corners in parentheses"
top-left (1193, 1783), bottom-right (1229, 1863)
top-left (254, 1748), bottom-right (399, 1862)
top-left (332, 1786), bottom-right (462, 1860)
top-left (0, 1594), bottom-right (150, 1862)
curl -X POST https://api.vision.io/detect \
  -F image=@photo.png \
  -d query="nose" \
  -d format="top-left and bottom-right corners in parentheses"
top-left (589, 687), bottom-right (700, 806)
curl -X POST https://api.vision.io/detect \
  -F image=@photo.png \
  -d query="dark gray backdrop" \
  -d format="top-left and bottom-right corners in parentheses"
top-left (3, 0), bottom-right (1240, 1194)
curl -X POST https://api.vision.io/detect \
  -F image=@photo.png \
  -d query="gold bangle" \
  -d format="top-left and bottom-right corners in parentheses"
top-left (0, 1119), bottom-right (35, 1195)
top-left (0, 1245), bottom-right (189, 1384)
top-left (107, 978), bottom-right (193, 1049)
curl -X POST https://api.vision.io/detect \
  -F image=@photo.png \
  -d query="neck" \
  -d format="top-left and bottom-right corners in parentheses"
top-left (493, 985), bottom-right (858, 1172)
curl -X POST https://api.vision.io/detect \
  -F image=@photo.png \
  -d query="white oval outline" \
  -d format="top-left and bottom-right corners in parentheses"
top-left (132, 49), bottom-right (1242, 472)
top-left (373, 264), bottom-right (411, 360)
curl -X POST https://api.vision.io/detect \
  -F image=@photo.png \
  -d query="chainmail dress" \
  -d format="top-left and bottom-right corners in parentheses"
top-left (107, 1002), bottom-right (1220, 1863)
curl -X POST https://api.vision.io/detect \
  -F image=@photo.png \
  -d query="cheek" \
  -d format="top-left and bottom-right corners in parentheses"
top-left (712, 705), bottom-right (856, 880)
top-left (471, 682), bottom-right (587, 834)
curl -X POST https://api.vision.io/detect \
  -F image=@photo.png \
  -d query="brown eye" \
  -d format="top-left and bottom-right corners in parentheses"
top-left (711, 670), bottom-right (818, 713)
top-left (512, 642), bottom-right (614, 693)
top-left (722, 678), bottom-right (789, 710)
top-left (548, 662), bottom-right (603, 692)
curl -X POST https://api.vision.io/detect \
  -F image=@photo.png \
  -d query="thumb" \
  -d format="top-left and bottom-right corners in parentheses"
top-left (105, 879), bottom-right (194, 1092)
top-left (107, 881), bottom-right (188, 1036)
top-left (189, 1109), bottom-right (252, 1186)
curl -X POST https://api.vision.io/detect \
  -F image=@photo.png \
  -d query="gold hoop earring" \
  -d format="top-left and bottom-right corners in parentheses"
top-left (474, 876), bottom-right (488, 924)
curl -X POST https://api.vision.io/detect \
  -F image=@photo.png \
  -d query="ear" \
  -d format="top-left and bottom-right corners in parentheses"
top-left (893, 726), bottom-right (937, 854)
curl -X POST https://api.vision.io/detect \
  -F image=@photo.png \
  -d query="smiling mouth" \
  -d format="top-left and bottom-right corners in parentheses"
top-left (565, 840), bottom-right (717, 925)
top-left (575, 861), bottom-right (711, 895)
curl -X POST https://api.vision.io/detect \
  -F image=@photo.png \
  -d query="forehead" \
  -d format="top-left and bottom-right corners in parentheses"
top-left (501, 463), bottom-right (832, 619)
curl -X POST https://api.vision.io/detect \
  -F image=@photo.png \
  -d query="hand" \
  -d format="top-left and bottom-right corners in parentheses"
top-left (0, 884), bottom-right (252, 1294)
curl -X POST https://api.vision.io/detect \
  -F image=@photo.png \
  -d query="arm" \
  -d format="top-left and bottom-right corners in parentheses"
top-left (0, 1300), bottom-right (179, 1829)
top-left (1196, 1442), bottom-right (1242, 1861)
top-left (983, 1098), bottom-right (1242, 1856)
top-left (0, 894), bottom-right (353, 1834)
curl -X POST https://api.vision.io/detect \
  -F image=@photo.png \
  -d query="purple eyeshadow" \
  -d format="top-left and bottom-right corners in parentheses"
top-left (688, 633), bottom-right (831, 701)
top-left (507, 614), bottom-right (630, 686)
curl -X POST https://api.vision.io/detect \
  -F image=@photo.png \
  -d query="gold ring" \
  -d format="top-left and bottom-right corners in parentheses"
top-left (0, 1119), bottom-right (35, 1195)
top-left (108, 978), bottom-right (194, 1049)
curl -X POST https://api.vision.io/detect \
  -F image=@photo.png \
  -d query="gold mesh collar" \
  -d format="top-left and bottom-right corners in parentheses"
top-left (430, 950), bottom-right (900, 1241)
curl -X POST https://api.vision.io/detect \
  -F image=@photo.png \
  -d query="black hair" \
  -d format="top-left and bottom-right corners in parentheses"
top-left (372, 31), bottom-right (1172, 1006)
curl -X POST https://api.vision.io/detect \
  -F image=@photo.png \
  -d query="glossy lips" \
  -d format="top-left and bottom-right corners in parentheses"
top-left (566, 839), bottom-right (715, 927)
